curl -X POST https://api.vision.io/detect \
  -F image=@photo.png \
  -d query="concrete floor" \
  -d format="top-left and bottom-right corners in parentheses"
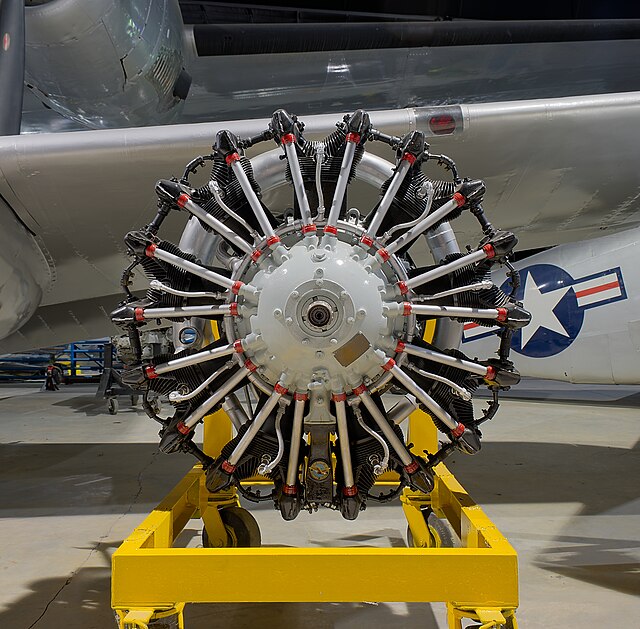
top-left (0, 381), bottom-right (638, 628)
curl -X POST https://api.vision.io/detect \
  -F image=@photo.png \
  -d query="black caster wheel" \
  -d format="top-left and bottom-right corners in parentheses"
top-left (148, 617), bottom-right (179, 629)
top-left (202, 506), bottom-right (261, 548)
top-left (107, 398), bottom-right (119, 415)
top-left (407, 511), bottom-right (455, 548)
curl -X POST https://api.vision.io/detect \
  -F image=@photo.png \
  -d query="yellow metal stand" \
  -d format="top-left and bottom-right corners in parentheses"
top-left (112, 409), bottom-right (518, 628)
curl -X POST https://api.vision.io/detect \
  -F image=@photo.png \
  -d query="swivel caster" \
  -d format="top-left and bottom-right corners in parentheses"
top-left (203, 506), bottom-right (261, 548)
top-left (407, 511), bottom-right (455, 548)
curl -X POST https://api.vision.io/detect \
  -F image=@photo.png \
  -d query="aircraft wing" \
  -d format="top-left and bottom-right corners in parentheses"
top-left (1, 91), bottom-right (639, 352)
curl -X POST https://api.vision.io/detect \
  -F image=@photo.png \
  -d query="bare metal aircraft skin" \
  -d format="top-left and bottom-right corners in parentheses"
top-left (0, 0), bottom-right (639, 388)
top-left (462, 228), bottom-right (640, 384)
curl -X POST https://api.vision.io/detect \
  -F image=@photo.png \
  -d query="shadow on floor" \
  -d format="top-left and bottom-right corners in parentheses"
top-left (536, 533), bottom-right (640, 596)
top-left (1, 566), bottom-right (442, 629)
top-left (0, 439), bottom-right (637, 517)
top-left (52, 394), bottom-right (144, 417)
top-left (0, 444), bottom-right (193, 517)
top-left (447, 440), bottom-right (639, 516)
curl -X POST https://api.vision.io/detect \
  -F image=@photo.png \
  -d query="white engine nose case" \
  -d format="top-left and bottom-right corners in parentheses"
top-left (230, 225), bottom-right (410, 393)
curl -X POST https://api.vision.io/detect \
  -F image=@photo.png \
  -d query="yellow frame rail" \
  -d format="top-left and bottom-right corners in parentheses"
top-left (113, 410), bottom-right (518, 628)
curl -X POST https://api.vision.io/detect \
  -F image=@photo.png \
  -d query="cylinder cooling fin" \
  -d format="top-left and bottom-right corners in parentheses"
top-left (111, 108), bottom-right (530, 521)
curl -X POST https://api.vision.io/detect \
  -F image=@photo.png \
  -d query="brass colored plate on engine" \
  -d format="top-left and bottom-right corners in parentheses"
top-left (333, 332), bottom-right (371, 367)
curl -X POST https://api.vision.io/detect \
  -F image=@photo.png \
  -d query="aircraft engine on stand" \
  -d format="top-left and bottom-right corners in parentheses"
top-left (112, 108), bottom-right (530, 521)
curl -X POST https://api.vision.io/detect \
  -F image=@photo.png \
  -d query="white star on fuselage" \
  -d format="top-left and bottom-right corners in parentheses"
top-left (520, 272), bottom-right (571, 349)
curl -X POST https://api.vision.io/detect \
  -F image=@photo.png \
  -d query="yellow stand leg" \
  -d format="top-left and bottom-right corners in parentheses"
top-left (112, 408), bottom-right (519, 628)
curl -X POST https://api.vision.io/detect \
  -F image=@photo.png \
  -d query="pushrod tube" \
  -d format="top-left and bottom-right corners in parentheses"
top-left (179, 195), bottom-right (254, 255)
top-left (183, 366), bottom-right (250, 429)
top-left (227, 386), bottom-right (286, 466)
top-left (229, 159), bottom-right (277, 241)
top-left (366, 158), bottom-right (412, 238)
top-left (325, 139), bottom-right (357, 230)
top-left (357, 389), bottom-right (413, 467)
top-left (335, 397), bottom-right (356, 488)
top-left (403, 343), bottom-right (490, 377)
top-left (285, 394), bottom-right (307, 487)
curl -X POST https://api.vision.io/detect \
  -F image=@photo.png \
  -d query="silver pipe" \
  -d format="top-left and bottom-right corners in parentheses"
top-left (169, 362), bottom-right (233, 403)
top-left (208, 180), bottom-right (257, 239)
top-left (227, 386), bottom-right (286, 466)
top-left (356, 153), bottom-right (395, 188)
top-left (334, 397), bottom-right (356, 488)
top-left (384, 197), bottom-right (460, 257)
top-left (154, 343), bottom-right (235, 376)
top-left (325, 140), bottom-right (357, 229)
top-left (388, 364), bottom-right (458, 431)
top-left (381, 181), bottom-right (434, 242)
top-left (366, 159), bottom-right (412, 238)
top-left (414, 280), bottom-right (494, 301)
top-left (352, 402), bottom-right (389, 474)
top-left (396, 303), bottom-right (502, 321)
top-left (424, 221), bottom-right (464, 351)
top-left (285, 395), bottom-right (307, 487)
top-left (314, 144), bottom-right (325, 220)
top-left (173, 217), bottom-right (220, 353)
top-left (403, 343), bottom-right (489, 377)
top-left (387, 395), bottom-right (418, 425)
top-left (283, 142), bottom-right (313, 227)
top-left (424, 220), bottom-right (460, 263)
top-left (180, 195), bottom-right (254, 256)
top-left (141, 304), bottom-right (234, 320)
top-left (258, 402), bottom-right (286, 475)
top-left (357, 390), bottom-right (413, 467)
top-left (221, 392), bottom-right (250, 430)
top-left (248, 372), bottom-right (273, 396)
top-left (149, 279), bottom-right (221, 299)
top-left (406, 364), bottom-right (472, 401)
top-left (151, 246), bottom-right (258, 300)
top-left (183, 366), bottom-right (250, 429)
top-left (405, 247), bottom-right (488, 291)
top-left (229, 159), bottom-right (277, 240)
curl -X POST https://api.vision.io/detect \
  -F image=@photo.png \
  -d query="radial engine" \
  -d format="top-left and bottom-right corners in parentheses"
top-left (112, 109), bottom-right (530, 521)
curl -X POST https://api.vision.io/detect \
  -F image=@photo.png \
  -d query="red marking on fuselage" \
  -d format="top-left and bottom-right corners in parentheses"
top-left (574, 281), bottom-right (619, 299)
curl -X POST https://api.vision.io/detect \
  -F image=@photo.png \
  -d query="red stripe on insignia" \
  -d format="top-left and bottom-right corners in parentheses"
top-left (575, 280), bottom-right (619, 298)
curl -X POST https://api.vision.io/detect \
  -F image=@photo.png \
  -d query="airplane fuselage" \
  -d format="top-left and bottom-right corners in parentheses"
top-left (463, 228), bottom-right (640, 384)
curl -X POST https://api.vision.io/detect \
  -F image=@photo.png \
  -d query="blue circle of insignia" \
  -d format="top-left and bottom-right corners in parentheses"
top-left (500, 263), bottom-right (584, 358)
